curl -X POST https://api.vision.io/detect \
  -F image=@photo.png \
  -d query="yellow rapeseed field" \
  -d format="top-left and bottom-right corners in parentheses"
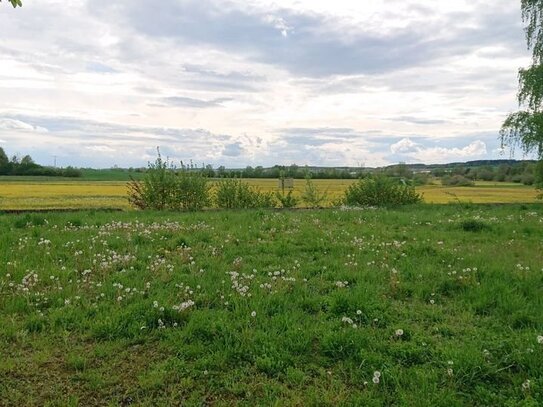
top-left (0, 179), bottom-right (540, 210)
top-left (0, 182), bottom-right (130, 210)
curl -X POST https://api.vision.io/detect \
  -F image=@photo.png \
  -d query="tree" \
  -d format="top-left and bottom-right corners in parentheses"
top-left (1, 0), bottom-right (22, 7)
top-left (301, 172), bottom-right (328, 208)
top-left (0, 147), bottom-right (8, 168)
top-left (127, 148), bottom-right (211, 211)
top-left (501, 1), bottom-right (543, 162)
top-left (20, 155), bottom-right (34, 165)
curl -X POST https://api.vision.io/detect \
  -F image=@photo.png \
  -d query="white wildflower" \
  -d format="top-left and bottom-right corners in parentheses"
top-left (173, 300), bottom-right (195, 312)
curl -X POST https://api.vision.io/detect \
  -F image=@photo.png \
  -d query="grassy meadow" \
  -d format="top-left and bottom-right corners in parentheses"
top-left (1, 205), bottom-right (542, 405)
top-left (0, 178), bottom-right (540, 210)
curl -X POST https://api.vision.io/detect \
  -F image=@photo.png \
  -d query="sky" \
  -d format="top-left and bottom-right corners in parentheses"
top-left (0, 0), bottom-right (534, 168)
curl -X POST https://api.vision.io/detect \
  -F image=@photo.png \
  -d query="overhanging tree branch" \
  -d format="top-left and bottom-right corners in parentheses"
top-left (501, 1), bottom-right (543, 160)
top-left (1, 0), bottom-right (22, 7)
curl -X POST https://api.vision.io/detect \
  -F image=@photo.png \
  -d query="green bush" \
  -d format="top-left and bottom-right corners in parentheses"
top-left (276, 190), bottom-right (298, 208)
top-left (521, 173), bottom-right (535, 185)
top-left (412, 173), bottom-right (431, 186)
top-left (215, 179), bottom-right (276, 209)
top-left (343, 175), bottom-right (421, 207)
top-left (173, 162), bottom-right (211, 211)
top-left (441, 175), bottom-right (474, 186)
top-left (128, 149), bottom-right (210, 211)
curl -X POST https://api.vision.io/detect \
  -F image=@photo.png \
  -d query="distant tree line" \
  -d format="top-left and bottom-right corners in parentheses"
top-left (0, 147), bottom-right (81, 177)
top-left (429, 162), bottom-right (542, 185)
top-left (198, 164), bottom-right (362, 179)
top-left (373, 162), bottom-right (543, 187)
top-left (114, 160), bottom-right (543, 185)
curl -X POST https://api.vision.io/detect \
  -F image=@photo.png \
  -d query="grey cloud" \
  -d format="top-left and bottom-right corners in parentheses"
top-left (5, 114), bottom-right (226, 141)
top-left (0, 118), bottom-right (48, 132)
top-left (180, 64), bottom-right (265, 92)
top-left (276, 127), bottom-right (391, 148)
top-left (153, 96), bottom-right (232, 108)
top-left (278, 127), bottom-right (363, 138)
top-left (86, 62), bottom-right (118, 74)
top-left (277, 127), bottom-right (366, 147)
top-left (222, 142), bottom-right (244, 157)
top-left (388, 116), bottom-right (448, 125)
top-left (93, 0), bottom-right (525, 79)
top-left (92, 1), bottom-right (444, 77)
top-left (0, 114), bottom-right (233, 166)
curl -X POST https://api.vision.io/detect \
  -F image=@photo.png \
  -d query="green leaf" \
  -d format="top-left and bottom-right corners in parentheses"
top-left (5, 0), bottom-right (22, 7)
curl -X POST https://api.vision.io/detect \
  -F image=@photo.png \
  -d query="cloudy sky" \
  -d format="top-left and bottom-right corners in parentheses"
top-left (0, 0), bottom-right (533, 168)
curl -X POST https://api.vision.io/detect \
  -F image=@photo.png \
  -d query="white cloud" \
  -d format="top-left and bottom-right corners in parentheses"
top-left (85, 145), bottom-right (116, 153)
top-left (390, 138), bottom-right (420, 154)
top-left (396, 140), bottom-right (488, 164)
top-left (0, 119), bottom-right (48, 132)
top-left (0, 0), bottom-right (531, 167)
top-left (264, 15), bottom-right (292, 37)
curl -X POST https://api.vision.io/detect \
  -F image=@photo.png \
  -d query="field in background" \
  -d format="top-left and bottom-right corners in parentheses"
top-left (1, 205), bottom-right (542, 405)
top-left (0, 181), bottom-right (130, 210)
top-left (0, 178), bottom-right (540, 210)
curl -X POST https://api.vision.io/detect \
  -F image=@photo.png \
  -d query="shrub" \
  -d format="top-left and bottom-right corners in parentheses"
top-left (215, 178), bottom-right (276, 209)
top-left (412, 173), bottom-right (431, 186)
top-left (128, 150), bottom-right (178, 210)
top-left (343, 175), bottom-right (422, 207)
top-left (128, 149), bottom-right (210, 211)
top-left (301, 173), bottom-right (327, 208)
top-left (521, 173), bottom-right (535, 185)
top-left (276, 190), bottom-right (299, 208)
top-left (441, 175), bottom-right (475, 187)
top-left (173, 162), bottom-right (211, 211)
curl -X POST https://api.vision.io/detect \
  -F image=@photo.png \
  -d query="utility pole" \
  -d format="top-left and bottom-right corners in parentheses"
top-left (53, 155), bottom-right (57, 168)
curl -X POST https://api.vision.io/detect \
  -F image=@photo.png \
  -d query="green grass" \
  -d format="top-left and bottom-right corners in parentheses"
top-left (1, 204), bottom-right (542, 405)
top-left (78, 169), bottom-right (146, 181)
top-left (0, 169), bottom-right (146, 182)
